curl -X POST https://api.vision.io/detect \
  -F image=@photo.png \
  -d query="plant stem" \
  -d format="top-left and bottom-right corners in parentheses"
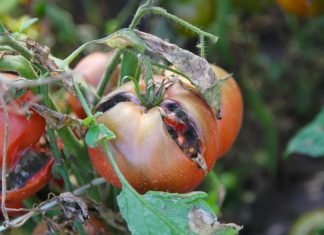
top-left (129, 5), bottom-right (218, 42)
top-left (96, 50), bottom-right (122, 98)
top-left (73, 79), bottom-right (92, 117)
top-left (0, 94), bottom-right (10, 223)
top-left (199, 35), bottom-right (206, 58)
top-left (47, 128), bottom-right (73, 192)
top-left (102, 142), bottom-right (130, 189)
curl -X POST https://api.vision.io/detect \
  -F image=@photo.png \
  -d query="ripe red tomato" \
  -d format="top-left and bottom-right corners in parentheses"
top-left (211, 65), bottom-right (243, 159)
top-left (277, 0), bottom-right (324, 16)
top-left (0, 73), bottom-right (53, 203)
top-left (88, 76), bottom-right (219, 193)
top-left (69, 51), bottom-right (120, 118)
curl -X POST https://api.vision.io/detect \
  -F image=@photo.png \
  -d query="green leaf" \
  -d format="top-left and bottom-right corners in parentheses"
top-left (85, 124), bottom-right (115, 148)
top-left (0, 55), bottom-right (38, 79)
top-left (117, 190), bottom-right (241, 235)
top-left (19, 18), bottom-right (39, 32)
top-left (286, 109), bottom-right (324, 158)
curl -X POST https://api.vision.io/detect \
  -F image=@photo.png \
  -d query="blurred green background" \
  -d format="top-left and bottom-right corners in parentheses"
top-left (1, 0), bottom-right (324, 234)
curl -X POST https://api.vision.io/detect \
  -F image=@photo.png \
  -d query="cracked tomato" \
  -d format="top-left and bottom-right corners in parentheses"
top-left (88, 76), bottom-right (219, 193)
top-left (0, 73), bottom-right (53, 204)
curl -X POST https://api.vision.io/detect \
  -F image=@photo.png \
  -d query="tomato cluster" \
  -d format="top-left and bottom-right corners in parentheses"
top-left (0, 73), bottom-right (53, 211)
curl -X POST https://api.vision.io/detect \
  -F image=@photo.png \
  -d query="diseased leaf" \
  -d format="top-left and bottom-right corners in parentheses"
top-left (188, 207), bottom-right (242, 235)
top-left (135, 30), bottom-right (217, 93)
top-left (286, 109), bottom-right (324, 158)
top-left (25, 38), bottom-right (61, 75)
top-left (30, 103), bottom-right (86, 137)
top-left (117, 189), bottom-right (241, 235)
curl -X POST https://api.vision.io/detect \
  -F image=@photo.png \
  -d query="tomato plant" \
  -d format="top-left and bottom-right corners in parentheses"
top-left (88, 76), bottom-right (219, 193)
top-left (277, 0), bottom-right (324, 16)
top-left (0, 1), bottom-right (244, 234)
top-left (68, 51), bottom-right (120, 118)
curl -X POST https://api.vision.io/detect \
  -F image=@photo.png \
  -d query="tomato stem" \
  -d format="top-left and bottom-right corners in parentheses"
top-left (0, 21), bottom-right (33, 61)
top-left (73, 79), bottom-right (92, 117)
top-left (128, 2), bottom-right (218, 43)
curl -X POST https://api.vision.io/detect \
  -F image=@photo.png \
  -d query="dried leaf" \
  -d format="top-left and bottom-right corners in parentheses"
top-left (57, 192), bottom-right (89, 223)
top-left (30, 103), bottom-right (85, 136)
top-left (25, 38), bottom-right (61, 75)
top-left (135, 30), bottom-right (217, 93)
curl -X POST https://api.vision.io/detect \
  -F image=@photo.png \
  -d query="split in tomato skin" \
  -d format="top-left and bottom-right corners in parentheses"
top-left (88, 76), bottom-right (218, 193)
top-left (165, 65), bottom-right (243, 159)
top-left (0, 144), bottom-right (54, 203)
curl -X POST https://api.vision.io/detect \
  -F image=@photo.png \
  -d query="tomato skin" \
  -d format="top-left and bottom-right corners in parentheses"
top-left (277, 0), bottom-right (324, 16)
top-left (0, 73), bottom-right (53, 204)
top-left (69, 51), bottom-right (120, 118)
top-left (211, 65), bottom-right (243, 159)
top-left (88, 76), bottom-right (218, 193)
